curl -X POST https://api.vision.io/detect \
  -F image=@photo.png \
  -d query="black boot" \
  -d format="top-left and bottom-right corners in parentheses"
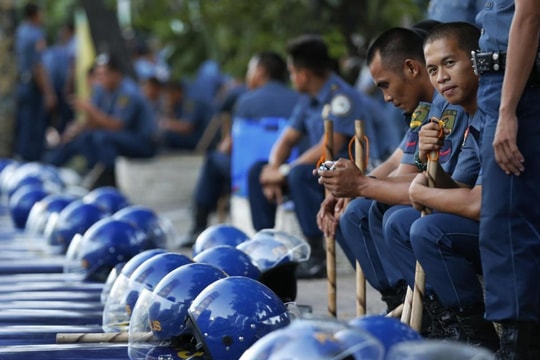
top-left (496, 321), bottom-right (534, 360)
top-left (456, 305), bottom-right (499, 352)
top-left (380, 280), bottom-right (407, 314)
top-left (423, 294), bottom-right (461, 340)
top-left (296, 237), bottom-right (326, 279)
top-left (179, 206), bottom-right (210, 248)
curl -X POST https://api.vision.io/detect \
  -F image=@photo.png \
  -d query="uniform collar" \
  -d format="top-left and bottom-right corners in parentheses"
top-left (311, 73), bottom-right (341, 107)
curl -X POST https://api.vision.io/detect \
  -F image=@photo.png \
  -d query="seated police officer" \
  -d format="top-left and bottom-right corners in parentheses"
top-left (47, 53), bottom-right (157, 188)
top-left (247, 35), bottom-right (369, 279)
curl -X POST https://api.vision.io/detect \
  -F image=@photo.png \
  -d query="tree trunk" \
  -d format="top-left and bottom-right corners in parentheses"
top-left (0, 0), bottom-right (17, 158)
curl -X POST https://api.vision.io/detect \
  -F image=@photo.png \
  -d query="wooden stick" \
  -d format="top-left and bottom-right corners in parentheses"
top-left (408, 145), bottom-right (439, 332)
top-left (354, 120), bottom-right (367, 317)
top-left (322, 105), bottom-right (337, 318)
top-left (56, 331), bottom-right (154, 343)
top-left (401, 286), bottom-right (413, 324)
top-left (386, 303), bottom-right (404, 318)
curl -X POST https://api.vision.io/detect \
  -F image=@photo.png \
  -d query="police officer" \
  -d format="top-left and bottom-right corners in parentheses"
top-left (14, 3), bottom-right (56, 162)
top-left (317, 27), bottom-right (468, 312)
top-left (43, 21), bottom-right (76, 135)
top-left (427, 0), bottom-right (486, 24)
top-left (383, 22), bottom-right (499, 350)
top-left (475, 0), bottom-right (540, 357)
top-left (48, 53), bottom-right (157, 188)
top-left (180, 51), bottom-right (298, 246)
top-left (158, 85), bottom-right (212, 151)
top-left (247, 35), bottom-right (369, 279)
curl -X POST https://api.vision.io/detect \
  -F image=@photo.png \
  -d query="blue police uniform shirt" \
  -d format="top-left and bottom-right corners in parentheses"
top-left (400, 92), bottom-right (468, 175)
top-left (476, 0), bottom-right (514, 52)
top-left (288, 73), bottom-right (364, 158)
top-left (91, 78), bottom-right (157, 139)
top-left (429, 0), bottom-right (486, 24)
top-left (234, 81), bottom-right (299, 118)
top-left (15, 22), bottom-right (45, 79)
top-left (451, 111), bottom-right (483, 187)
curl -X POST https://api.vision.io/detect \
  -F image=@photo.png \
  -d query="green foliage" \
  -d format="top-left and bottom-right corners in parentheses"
top-left (41, 0), bottom-right (426, 80)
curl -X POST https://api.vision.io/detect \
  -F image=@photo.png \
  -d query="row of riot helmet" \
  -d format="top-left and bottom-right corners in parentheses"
top-left (99, 224), bottom-right (313, 360)
top-left (0, 159), bottom-right (496, 359)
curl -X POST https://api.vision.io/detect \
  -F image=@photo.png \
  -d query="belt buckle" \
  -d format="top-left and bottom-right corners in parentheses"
top-left (471, 50), bottom-right (480, 76)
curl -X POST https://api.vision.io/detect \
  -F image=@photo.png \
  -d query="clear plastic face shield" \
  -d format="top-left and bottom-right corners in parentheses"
top-left (237, 229), bottom-right (311, 271)
top-left (102, 270), bottom-right (136, 332)
top-left (152, 215), bottom-right (179, 249)
top-left (386, 340), bottom-right (496, 360)
top-left (128, 289), bottom-right (204, 360)
top-left (63, 233), bottom-right (85, 275)
top-left (101, 262), bottom-right (125, 305)
top-left (25, 198), bottom-right (49, 236)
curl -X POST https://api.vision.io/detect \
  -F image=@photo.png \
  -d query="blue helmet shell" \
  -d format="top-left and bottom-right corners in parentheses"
top-left (194, 245), bottom-right (260, 279)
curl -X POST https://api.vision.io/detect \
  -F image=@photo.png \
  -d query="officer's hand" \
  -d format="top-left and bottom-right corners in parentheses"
top-left (418, 120), bottom-right (445, 163)
top-left (493, 112), bottom-right (524, 176)
top-left (409, 172), bottom-right (429, 212)
top-left (317, 195), bottom-right (346, 237)
top-left (317, 158), bottom-right (365, 198)
top-left (45, 91), bottom-right (57, 112)
top-left (260, 164), bottom-right (284, 185)
top-left (262, 183), bottom-right (283, 204)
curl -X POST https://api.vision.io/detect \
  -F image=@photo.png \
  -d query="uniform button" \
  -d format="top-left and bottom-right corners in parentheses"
top-left (485, 1), bottom-right (493, 8)
top-left (481, 28), bottom-right (485, 35)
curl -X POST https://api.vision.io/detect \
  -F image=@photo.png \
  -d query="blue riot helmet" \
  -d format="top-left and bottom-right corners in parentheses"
top-left (237, 229), bottom-right (310, 302)
top-left (239, 318), bottom-right (385, 360)
top-left (186, 276), bottom-right (291, 360)
top-left (64, 217), bottom-right (150, 283)
top-left (101, 248), bottom-right (167, 305)
top-left (8, 184), bottom-right (50, 229)
top-left (193, 245), bottom-right (261, 279)
top-left (0, 160), bottom-right (19, 198)
top-left (83, 186), bottom-right (130, 214)
top-left (348, 315), bottom-right (422, 355)
top-left (26, 193), bottom-right (79, 235)
top-left (113, 205), bottom-right (177, 249)
top-left (46, 199), bottom-right (108, 254)
top-left (192, 224), bottom-right (250, 257)
top-left (102, 252), bottom-right (192, 333)
top-left (128, 263), bottom-right (227, 360)
top-left (5, 162), bottom-right (64, 199)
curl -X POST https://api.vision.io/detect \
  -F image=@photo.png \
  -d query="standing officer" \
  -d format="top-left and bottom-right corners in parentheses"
top-left (317, 27), bottom-right (468, 313)
top-left (247, 35), bottom-right (370, 279)
top-left (47, 53), bottom-right (157, 188)
top-left (181, 51), bottom-right (298, 246)
top-left (427, 0), bottom-right (485, 24)
top-left (14, 3), bottom-right (56, 161)
top-left (475, 0), bottom-right (540, 357)
top-left (383, 22), bottom-right (499, 350)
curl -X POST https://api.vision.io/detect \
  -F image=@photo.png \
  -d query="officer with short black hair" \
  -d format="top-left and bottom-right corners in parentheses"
top-left (47, 53), bottom-right (157, 188)
top-left (247, 35), bottom-right (371, 279)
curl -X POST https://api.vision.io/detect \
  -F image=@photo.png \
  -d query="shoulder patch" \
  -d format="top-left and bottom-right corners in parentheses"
top-left (330, 94), bottom-right (351, 117)
top-left (117, 95), bottom-right (130, 109)
top-left (410, 103), bottom-right (431, 129)
top-left (440, 109), bottom-right (457, 132)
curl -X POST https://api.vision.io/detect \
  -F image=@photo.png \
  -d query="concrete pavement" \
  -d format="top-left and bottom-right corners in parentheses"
top-left (116, 153), bottom-right (386, 320)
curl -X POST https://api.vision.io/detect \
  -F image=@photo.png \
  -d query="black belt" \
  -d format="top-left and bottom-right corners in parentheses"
top-left (471, 50), bottom-right (540, 86)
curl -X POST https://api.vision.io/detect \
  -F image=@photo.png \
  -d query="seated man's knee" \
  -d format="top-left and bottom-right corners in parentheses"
top-left (247, 161), bottom-right (267, 183)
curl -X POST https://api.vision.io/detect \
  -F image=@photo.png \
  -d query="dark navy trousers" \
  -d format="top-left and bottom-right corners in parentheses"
top-left (384, 206), bottom-right (484, 309)
top-left (247, 161), bottom-right (323, 239)
top-left (478, 73), bottom-right (540, 322)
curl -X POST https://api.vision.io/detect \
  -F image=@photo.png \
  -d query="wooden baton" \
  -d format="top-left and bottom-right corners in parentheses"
top-left (322, 105), bottom-right (337, 318)
top-left (354, 120), bottom-right (367, 316)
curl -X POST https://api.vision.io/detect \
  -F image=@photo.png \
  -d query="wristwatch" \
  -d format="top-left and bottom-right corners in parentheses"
top-left (278, 164), bottom-right (291, 177)
top-left (414, 152), bottom-right (427, 171)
